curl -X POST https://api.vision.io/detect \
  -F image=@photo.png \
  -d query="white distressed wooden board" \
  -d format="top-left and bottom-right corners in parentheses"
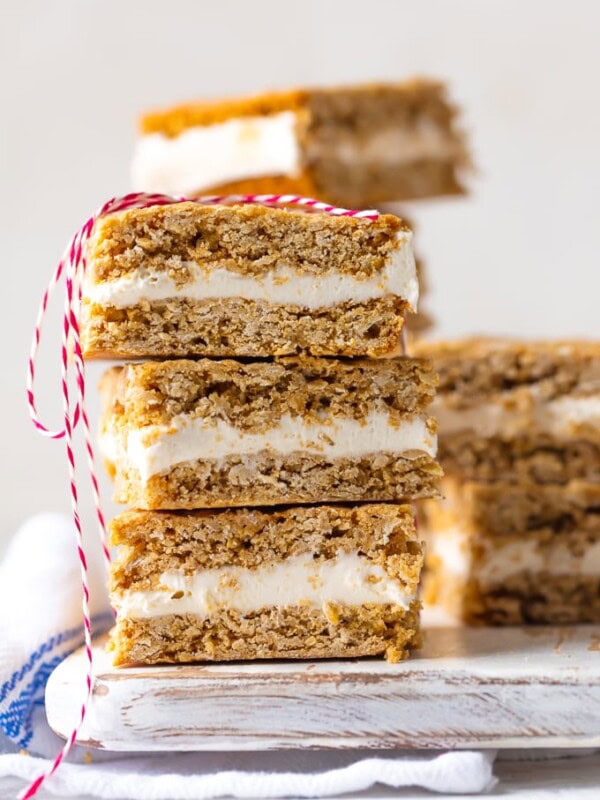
top-left (46, 623), bottom-right (600, 752)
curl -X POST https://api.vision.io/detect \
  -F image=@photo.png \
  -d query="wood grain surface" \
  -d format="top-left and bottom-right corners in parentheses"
top-left (45, 624), bottom-right (600, 753)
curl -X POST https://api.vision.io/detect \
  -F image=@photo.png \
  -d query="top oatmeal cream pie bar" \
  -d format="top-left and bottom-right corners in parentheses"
top-left (81, 201), bottom-right (418, 359)
top-left (132, 80), bottom-right (469, 206)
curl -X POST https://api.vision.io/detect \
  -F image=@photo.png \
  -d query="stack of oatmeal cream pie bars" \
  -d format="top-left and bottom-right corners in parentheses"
top-left (77, 77), bottom-right (469, 666)
top-left (81, 200), bottom-right (442, 665)
top-left (417, 339), bottom-right (600, 625)
top-left (81, 77), bottom-right (600, 658)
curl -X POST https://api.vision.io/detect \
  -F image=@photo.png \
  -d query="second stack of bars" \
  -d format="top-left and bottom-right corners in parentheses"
top-left (83, 199), bottom-right (442, 665)
top-left (418, 338), bottom-right (600, 624)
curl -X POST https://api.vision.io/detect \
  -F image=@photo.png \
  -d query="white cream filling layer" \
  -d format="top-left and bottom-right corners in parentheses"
top-left (427, 526), bottom-right (472, 580)
top-left (103, 411), bottom-right (436, 482)
top-left (113, 551), bottom-right (415, 620)
top-left (428, 526), bottom-right (600, 585)
top-left (132, 112), bottom-right (301, 194)
top-left (432, 395), bottom-right (600, 439)
top-left (315, 119), bottom-right (461, 166)
top-left (84, 231), bottom-right (418, 312)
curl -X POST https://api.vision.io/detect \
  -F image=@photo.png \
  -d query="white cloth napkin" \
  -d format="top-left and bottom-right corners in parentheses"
top-left (0, 514), bottom-right (497, 798)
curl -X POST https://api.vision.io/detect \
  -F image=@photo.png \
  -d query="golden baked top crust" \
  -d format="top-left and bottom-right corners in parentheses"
top-left (141, 89), bottom-right (307, 136)
top-left (414, 337), bottom-right (600, 360)
top-left (139, 79), bottom-right (450, 137)
top-left (98, 355), bottom-right (437, 428)
top-left (414, 337), bottom-right (600, 397)
top-left (429, 476), bottom-right (600, 537)
top-left (87, 201), bottom-right (409, 282)
top-left (109, 503), bottom-right (421, 587)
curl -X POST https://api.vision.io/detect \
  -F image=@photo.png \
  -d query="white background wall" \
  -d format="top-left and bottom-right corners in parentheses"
top-left (1, 0), bottom-right (599, 548)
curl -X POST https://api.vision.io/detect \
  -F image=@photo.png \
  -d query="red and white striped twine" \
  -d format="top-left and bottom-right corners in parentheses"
top-left (23, 191), bottom-right (380, 799)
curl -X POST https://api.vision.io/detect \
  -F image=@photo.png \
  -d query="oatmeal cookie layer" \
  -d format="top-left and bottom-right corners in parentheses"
top-left (199, 160), bottom-right (463, 210)
top-left (99, 356), bottom-right (437, 429)
top-left (415, 338), bottom-right (600, 400)
top-left (309, 159), bottom-right (463, 208)
top-left (140, 81), bottom-right (452, 138)
top-left (111, 452), bottom-right (442, 510)
top-left (426, 571), bottom-right (600, 626)
top-left (87, 202), bottom-right (407, 283)
top-left (438, 433), bottom-right (600, 484)
top-left (82, 295), bottom-right (409, 359)
top-left (110, 503), bottom-right (420, 587)
top-left (431, 477), bottom-right (600, 537)
top-left (109, 601), bottom-right (421, 666)
top-left (467, 574), bottom-right (600, 625)
top-left (141, 88), bottom-right (308, 136)
top-left (186, 174), bottom-right (318, 199)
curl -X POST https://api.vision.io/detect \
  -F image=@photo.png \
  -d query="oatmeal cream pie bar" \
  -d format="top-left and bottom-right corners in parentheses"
top-left (422, 478), bottom-right (600, 625)
top-left (414, 338), bottom-right (600, 484)
top-left (108, 503), bottom-right (423, 664)
top-left (81, 202), bottom-right (418, 359)
top-left (99, 356), bottom-right (441, 509)
top-left (132, 80), bottom-right (469, 205)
